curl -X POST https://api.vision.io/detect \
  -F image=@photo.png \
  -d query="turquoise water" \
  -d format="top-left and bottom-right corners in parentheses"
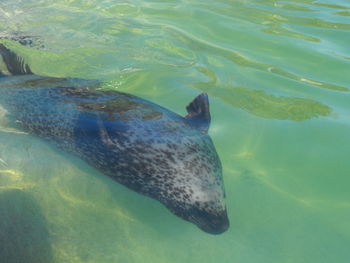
top-left (0, 0), bottom-right (350, 262)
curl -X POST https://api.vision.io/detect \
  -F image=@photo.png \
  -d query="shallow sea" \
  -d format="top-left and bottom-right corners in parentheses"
top-left (0, 0), bottom-right (349, 262)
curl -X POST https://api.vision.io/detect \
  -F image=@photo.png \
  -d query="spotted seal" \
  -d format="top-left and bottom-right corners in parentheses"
top-left (0, 43), bottom-right (229, 234)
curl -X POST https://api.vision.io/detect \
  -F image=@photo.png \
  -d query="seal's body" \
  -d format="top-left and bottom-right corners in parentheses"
top-left (0, 44), bottom-right (229, 234)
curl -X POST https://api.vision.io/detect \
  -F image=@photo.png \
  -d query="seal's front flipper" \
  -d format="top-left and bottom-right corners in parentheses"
top-left (0, 44), bottom-right (33, 75)
top-left (185, 93), bottom-right (211, 133)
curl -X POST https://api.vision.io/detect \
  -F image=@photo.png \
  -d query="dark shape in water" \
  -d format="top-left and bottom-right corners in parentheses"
top-left (0, 43), bottom-right (229, 234)
top-left (0, 189), bottom-right (53, 263)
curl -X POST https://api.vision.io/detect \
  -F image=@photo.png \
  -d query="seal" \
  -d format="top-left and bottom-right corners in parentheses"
top-left (0, 43), bottom-right (229, 234)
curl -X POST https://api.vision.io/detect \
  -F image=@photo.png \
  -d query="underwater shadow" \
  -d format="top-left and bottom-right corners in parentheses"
top-left (0, 189), bottom-right (53, 263)
top-left (198, 85), bottom-right (332, 121)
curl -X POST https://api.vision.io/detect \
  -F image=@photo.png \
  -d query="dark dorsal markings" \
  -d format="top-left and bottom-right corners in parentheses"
top-left (76, 97), bottom-right (163, 122)
top-left (0, 43), bottom-right (210, 132)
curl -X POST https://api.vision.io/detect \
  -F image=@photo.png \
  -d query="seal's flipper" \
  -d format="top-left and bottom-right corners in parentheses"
top-left (0, 44), bottom-right (33, 75)
top-left (185, 93), bottom-right (211, 133)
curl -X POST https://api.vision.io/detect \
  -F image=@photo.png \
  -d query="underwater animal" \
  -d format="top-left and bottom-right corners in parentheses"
top-left (0, 43), bottom-right (229, 234)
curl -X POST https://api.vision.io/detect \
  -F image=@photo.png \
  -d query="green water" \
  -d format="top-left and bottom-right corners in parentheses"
top-left (0, 0), bottom-right (350, 262)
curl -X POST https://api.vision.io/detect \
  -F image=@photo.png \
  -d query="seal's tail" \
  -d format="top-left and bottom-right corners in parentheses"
top-left (0, 44), bottom-right (33, 76)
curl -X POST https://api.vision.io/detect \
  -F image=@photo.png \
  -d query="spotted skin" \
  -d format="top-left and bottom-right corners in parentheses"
top-left (0, 70), bottom-right (229, 235)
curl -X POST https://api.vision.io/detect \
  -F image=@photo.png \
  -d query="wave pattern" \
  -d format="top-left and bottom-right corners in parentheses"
top-left (0, 1), bottom-right (350, 262)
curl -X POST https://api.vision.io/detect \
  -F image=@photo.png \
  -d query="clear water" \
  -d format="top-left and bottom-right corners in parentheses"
top-left (0, 0), bottom-right (349, 262)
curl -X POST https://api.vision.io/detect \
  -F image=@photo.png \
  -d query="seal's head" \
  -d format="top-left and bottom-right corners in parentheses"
top-left (95, 92), bottom-right (229, 234)
top-left (159, 133), bottom-right (230, 235)
top-left (171, 93), bottom-right (229, 234)
top-left (120, 93), bottom-right (229, 234)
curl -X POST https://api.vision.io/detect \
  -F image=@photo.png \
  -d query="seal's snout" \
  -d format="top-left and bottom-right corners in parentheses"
top-left (188, 207), bottom-right (230, 235)
top-left (201, 212), bottom-right (229, 235)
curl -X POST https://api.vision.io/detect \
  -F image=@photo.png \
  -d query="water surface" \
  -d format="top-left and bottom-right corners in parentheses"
top-left (0, 0), bottom-right (349, 262)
